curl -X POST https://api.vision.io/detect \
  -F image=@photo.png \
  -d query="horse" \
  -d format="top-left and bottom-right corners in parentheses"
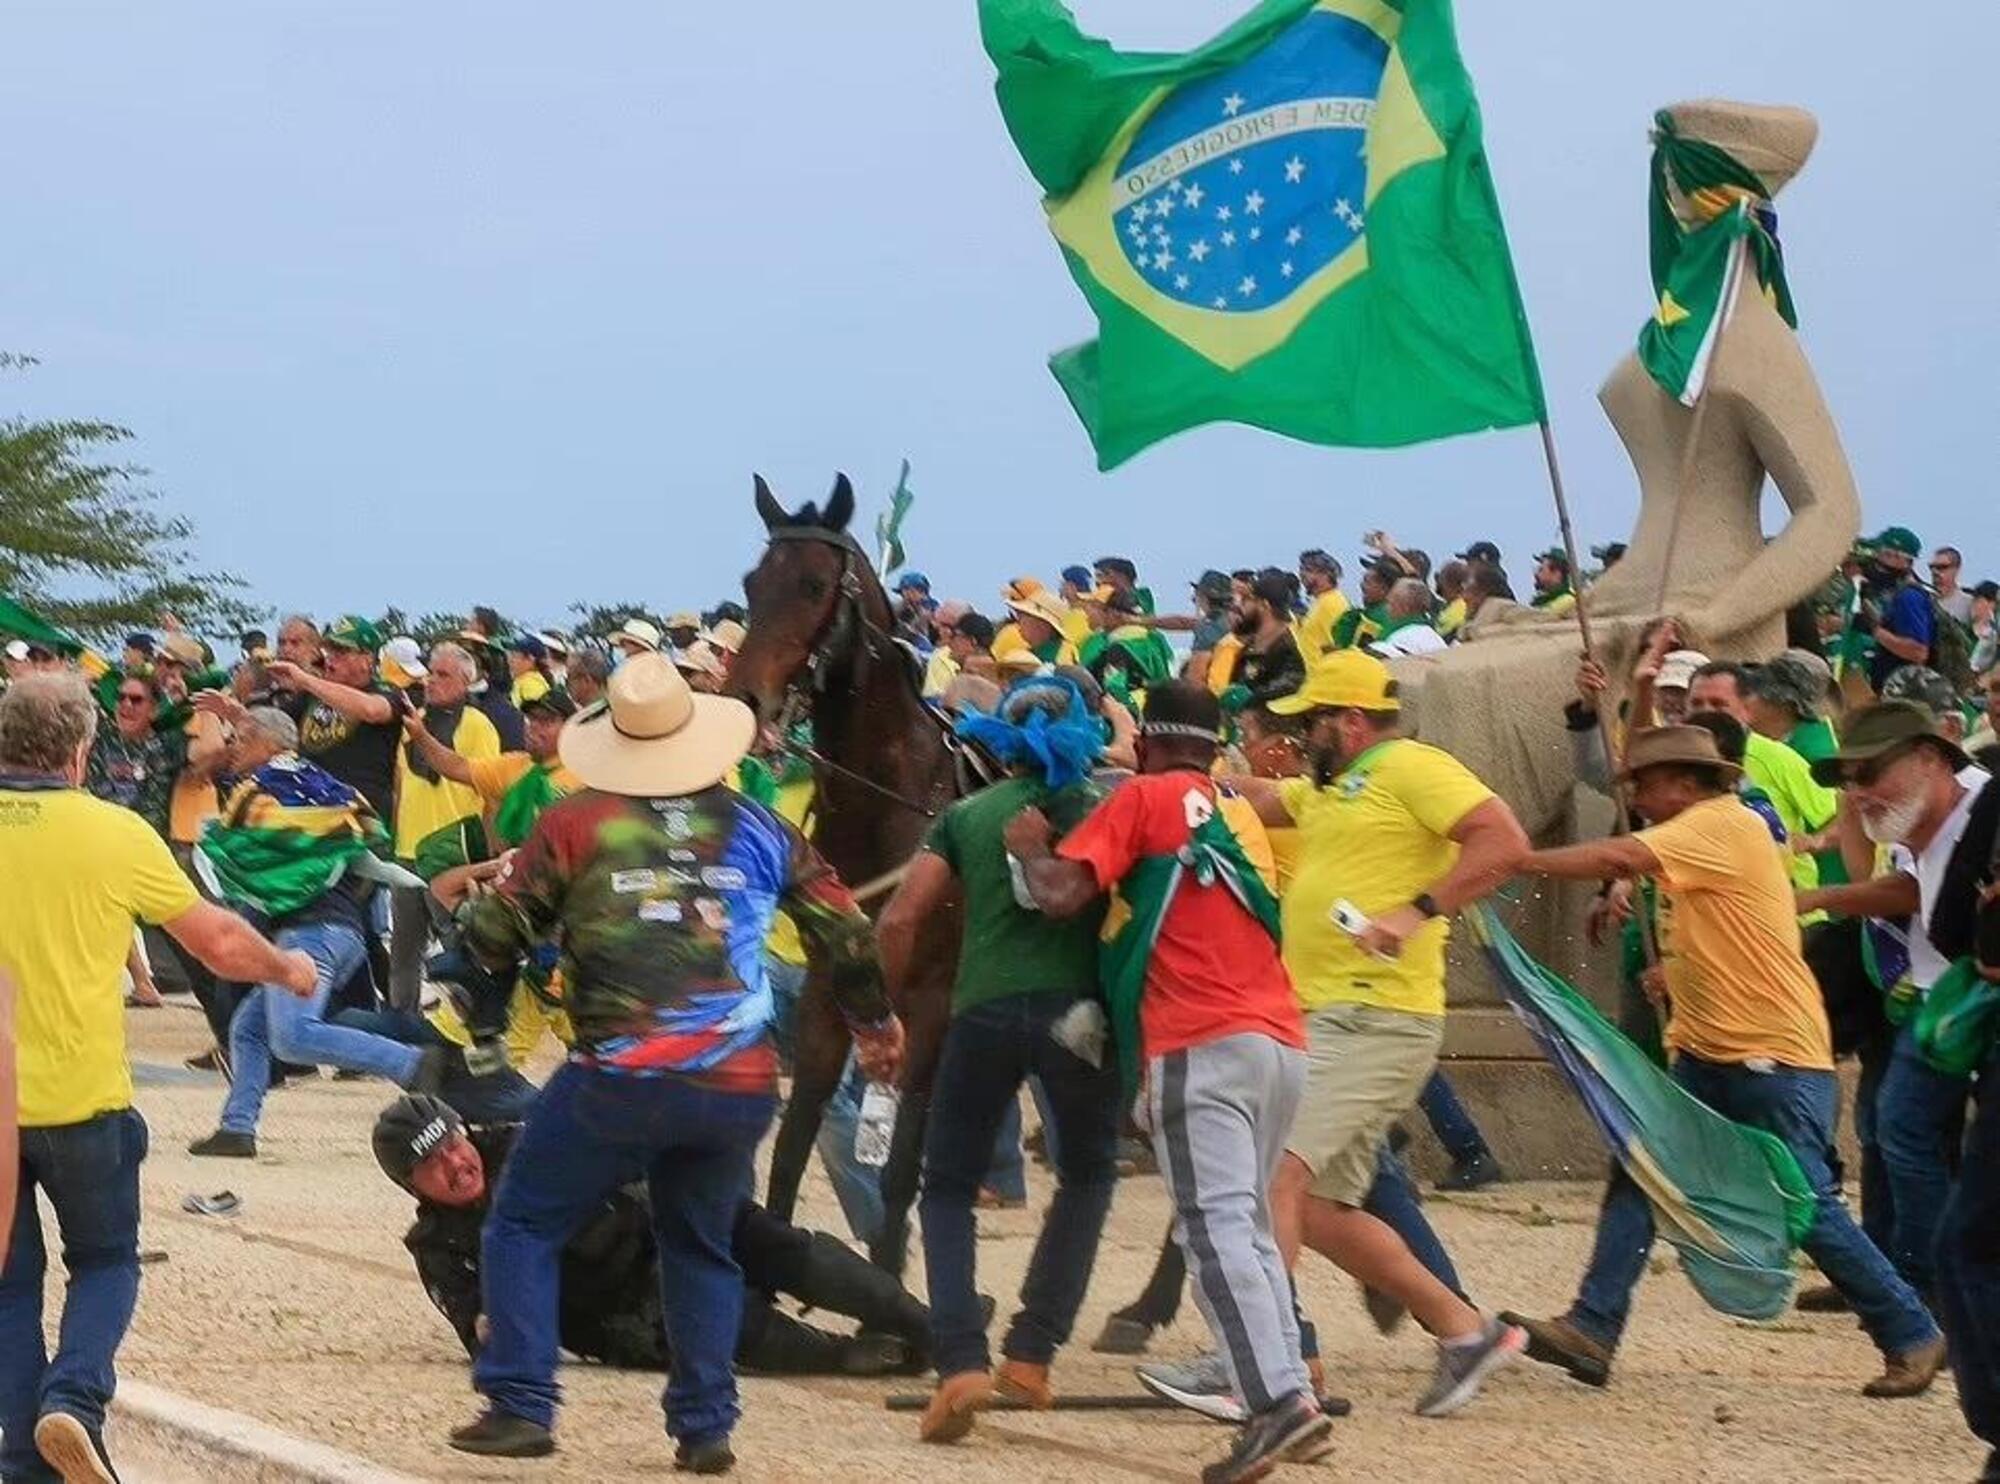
top-left (726, 472), bottom-right (966, 1277)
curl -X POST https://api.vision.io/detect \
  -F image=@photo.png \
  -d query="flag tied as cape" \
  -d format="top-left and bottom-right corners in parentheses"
top-left (980, 0), bottom-right (1545, 468)
top-left (1464, 903), bottom-right (1814, 1320)
top-left (197, 755), bottom-right (394, 918)
top-left (1098, 793), bottom-right (1280, 1097)
top-left (1636, 110), bottom-right (1796, 406)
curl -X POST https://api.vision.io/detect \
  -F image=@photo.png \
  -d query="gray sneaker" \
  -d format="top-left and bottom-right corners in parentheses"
top-left (1136, 1352), bottom-right (1244, 1424)
top-left (1414, 1317), bottom-right (1526, 1418)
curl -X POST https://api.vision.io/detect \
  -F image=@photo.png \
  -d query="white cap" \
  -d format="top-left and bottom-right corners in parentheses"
top-left (614, 618), bottom-right (662, 652)
top-left (381, 635), bottom-right (428, 681)
top-left (535, 630), bottom-right (571, 658)
top-left (3, 639), bottom-right (29, 663)
top-left (1658, 649), bottom-right (1711, 691)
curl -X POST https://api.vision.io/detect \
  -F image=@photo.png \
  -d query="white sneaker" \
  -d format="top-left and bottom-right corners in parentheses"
top-left (1137, 1352), bottom-right (1246, 1424)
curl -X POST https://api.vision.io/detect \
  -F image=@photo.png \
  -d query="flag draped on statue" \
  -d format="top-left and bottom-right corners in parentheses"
top-left (1463, 904), bottom-right (1815, 1320)
top-left (1636, 109), bottom-right (1795, 406)
top-left (875, 460), bottom-right (915, 576)
top-left (979, 0), bottom-right (1546, 469)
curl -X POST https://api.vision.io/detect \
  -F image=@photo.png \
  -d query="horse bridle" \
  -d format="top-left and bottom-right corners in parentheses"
top-left (761, 524), bottom-right (945, 819)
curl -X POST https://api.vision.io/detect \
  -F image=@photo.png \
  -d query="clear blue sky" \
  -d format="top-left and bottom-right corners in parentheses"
top-left (7, 1), bottom-right (1991, 633)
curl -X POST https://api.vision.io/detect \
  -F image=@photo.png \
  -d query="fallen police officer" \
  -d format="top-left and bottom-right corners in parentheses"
top-left (372, 1094), bottom-right (932, 1376)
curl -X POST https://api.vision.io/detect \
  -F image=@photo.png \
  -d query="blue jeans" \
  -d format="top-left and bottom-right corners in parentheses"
top-left (920, 991), bottom-right (1121, 1378)
top-left (1937, 1046), bottom-right (2000, 1447)
top-left (1417, 1072), bottom-right (1493, 1168)
top-left (476, 1063), bottom-right (775, 1444)
top-left (988, 1077), bottom-right (1059, 1202)
top-left (813, 1056), bottom-right (886, 1247)
top-left (220, 919), bottom-right (424, 1136)
top-left (1571, 1056), bottom-right (1938, 1356)
top-left (0, 1111), bottom-right (148, 1484)
top-left (1876, 1024), bottom-right (1970, 1293)
top-left (1853, 1026), bottom-right (1895, 1260)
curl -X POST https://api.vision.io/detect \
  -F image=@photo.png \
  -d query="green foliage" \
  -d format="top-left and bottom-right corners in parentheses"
top-left (0, 354), bottom-right (260, 643)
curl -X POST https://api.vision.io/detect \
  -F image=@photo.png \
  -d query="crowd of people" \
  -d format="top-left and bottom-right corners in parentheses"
top-left (1, 519), bottom-right (1997, 1482)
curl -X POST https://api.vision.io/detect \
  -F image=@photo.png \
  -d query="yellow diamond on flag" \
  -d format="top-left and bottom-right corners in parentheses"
top-left (1656, 289), bottom-right (1691, 327)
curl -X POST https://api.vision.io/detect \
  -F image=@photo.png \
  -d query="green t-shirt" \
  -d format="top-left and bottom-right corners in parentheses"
top-left (923, 775), bottom-right (1107, 1014)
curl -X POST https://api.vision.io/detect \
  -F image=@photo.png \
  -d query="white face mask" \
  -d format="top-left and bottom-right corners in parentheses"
top-left (1859, 785), bottom-right (1928, 845)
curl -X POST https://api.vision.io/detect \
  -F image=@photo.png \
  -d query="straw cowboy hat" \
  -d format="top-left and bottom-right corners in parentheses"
top-left (559, 651), bottom-right (755, 797)
top-left (1005, 590), bottom-right (1071, 632)
top-left (704, 619), bottom-right (747, 655)
top-left (1614, 724), bottom-right (1743, 784)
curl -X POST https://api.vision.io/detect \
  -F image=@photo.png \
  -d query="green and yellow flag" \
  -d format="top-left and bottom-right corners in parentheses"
top-left (980, 0), bottom-right (1545, 469)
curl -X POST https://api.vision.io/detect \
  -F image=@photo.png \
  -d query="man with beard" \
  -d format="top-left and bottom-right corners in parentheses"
top-left (1796, 703), bottom-right (1994, 1305)
top-left (1230, 571), bottom-right (1307, 714)
top-left (1505, 720), bottom-right (1945, 1398)
top-left (1233, 653), bottom-right (1531, 1418)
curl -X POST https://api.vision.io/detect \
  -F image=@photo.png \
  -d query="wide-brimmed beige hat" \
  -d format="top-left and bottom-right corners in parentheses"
top-left (1006, 591), bottom-right (1071, 632)
top-left (612, 618), bottom-right (662, 653)
top-left (559, 652), bottom-right (754, 797)
top-left (672, 640), bottom-right (728, 681)
top-left (705, 619), bottom-right (747, 655)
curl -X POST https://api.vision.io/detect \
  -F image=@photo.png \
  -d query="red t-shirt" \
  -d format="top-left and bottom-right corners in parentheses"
top-left (1059, 771), bottom-right (1305, 1062)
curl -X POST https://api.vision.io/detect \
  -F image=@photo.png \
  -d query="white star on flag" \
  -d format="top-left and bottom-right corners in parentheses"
top-left (1188, 239), bottom-right (1210, 262)
top-left (1220, 229), bottom-right (1236, 247)
top-left (1133, 201), bottom-right (1150, 221)
top-left (1248, 226), bottom-right (1262, 242)
top-left (1280, 261), bottom-right (1294, 278)
top-left (1222, 93), bottom-right (1244, 116)
top-left (1127, 218), bottom-right (1148, 241)
top-left (1183, 183), bottom-right (1205, 209)
top-left (1175, 274), bottom-right (1191, 291)
top-left (1152, 249), bottom-right (1173, 270)
top-left (1212, 296), bottom-right (1228, 309)
top-left (1285, 225), bottom-right (1303, 245)
top-left (1228, 159), bottom-right (1244, 175)
top-left (1215, 204), bottom-right (1232, 222)
top-left (1238, 276), bottom-right (1257, 296)
top-left (1284, 156), bottom-right (1306, 184)
top-left (1154, 193), bottom-right (1176, 218)
top-left (1244, 191), bottom-right (1264, 216)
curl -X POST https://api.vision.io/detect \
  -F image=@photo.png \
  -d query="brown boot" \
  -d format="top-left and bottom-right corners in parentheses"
top-left (1863, 1336), bottom-right (1947, 1398)
top-left (919, 1371), bottom-right (995, 1444)
top-left (993, 1359), bottom-right (1055, 1408)
top-left (1499, 1311), bottom-right (1613, 1387)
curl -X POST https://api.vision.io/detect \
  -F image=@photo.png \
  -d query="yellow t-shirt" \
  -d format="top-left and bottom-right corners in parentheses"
top-left (922, 649), bottom-right (959, 699)
top-left (1294, 589), bottom-right (1351, 661)
top-left (1637, 794), bottom-right (1834, 1070)
top-left (0, 787), bottom-right (199, 1126)
top-left (511, 671), bottom-right (551, 708)
top-left (1436, 596), bottom-right (1468, 640)
top-left (1278, 740), bottom-right (1494, 1016)
top-left (395, 705), bottom-right (502, 857)
top-left (1206, 633), bottom-right (1244, 696)
top-left (168, 711), bottom-right (224, 845)
top-left (465, 752), bottom-right (582, 809)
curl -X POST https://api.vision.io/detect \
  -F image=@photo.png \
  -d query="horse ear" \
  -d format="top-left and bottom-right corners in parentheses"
top-left (823, 473), bottom-right (855, 534)
top-left (753, 474), bottom-right (786, 531)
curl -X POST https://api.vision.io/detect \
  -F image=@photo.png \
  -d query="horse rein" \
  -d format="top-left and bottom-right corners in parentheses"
top-left (761, 524), bottom-right (949, 821)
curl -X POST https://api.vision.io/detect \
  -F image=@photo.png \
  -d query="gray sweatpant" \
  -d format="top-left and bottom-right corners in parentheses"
top-left (1148, 1033), bottom-right (1310, 1414)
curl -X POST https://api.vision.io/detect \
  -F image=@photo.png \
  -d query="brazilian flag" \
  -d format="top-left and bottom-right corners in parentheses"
top-left (981, 0), bottom-right (1545, 469)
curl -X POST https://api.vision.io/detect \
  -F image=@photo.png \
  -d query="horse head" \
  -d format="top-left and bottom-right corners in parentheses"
top-left (729, 472), bottom-right (883, 723)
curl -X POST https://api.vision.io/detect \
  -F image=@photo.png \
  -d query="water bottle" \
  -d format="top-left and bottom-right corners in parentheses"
top-left (854, 1082), bottom-right (900, 1168)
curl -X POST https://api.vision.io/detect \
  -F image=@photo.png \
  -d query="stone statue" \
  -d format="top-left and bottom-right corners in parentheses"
top-left (1389, 101), bottom-right (1862, 1079)
top-left (1400, 99), bottom-right (1861, 844)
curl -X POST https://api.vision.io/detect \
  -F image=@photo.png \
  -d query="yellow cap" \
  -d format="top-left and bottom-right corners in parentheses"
top-left (1266, 650), bottom-right (1400, 715)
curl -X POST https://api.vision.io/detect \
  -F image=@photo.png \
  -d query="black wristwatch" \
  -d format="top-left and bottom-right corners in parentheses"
top-left (1412, 892), bottom-right (1442, 920)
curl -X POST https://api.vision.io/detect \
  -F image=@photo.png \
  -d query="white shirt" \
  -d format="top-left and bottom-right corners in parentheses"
top-left (1370, 624), bottom-right (1447, 658)
top-left (1890, 764), bottom-right (1991, 989)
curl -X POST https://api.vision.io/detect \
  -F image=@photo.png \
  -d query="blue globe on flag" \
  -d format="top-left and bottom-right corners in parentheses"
top-left (1110, 10), bottom-right (1387, 315)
